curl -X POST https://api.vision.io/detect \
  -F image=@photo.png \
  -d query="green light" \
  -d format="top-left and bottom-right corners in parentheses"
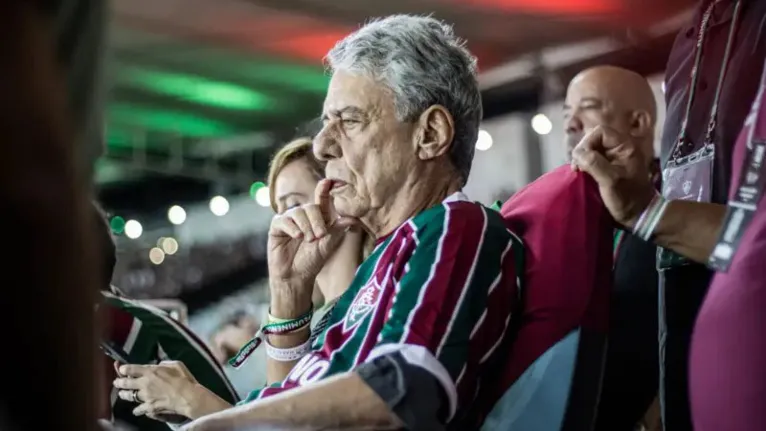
top-left (109, 104), bottom-right (236, 137)
top-left (110, 216), bottom-right (126, 234)
top-left (242, 63), bottom-right (330, 93)
top-left (106, 128), bottom-right (133, 149)
top-left (249, 181), bottom-right (266, 199)
top-left (121, 68), bottom-right (272, 111)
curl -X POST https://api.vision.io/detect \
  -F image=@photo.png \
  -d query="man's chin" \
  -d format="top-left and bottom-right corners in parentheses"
top-left (333, 197), bottom-right (364, 219)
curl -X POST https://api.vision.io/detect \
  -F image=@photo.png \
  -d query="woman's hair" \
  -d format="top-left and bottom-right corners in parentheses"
top-left (267, 137), bottom-right (324, 212)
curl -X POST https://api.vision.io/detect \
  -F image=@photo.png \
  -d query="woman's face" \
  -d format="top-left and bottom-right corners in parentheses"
top-left (273, 158), bottom-right (321, 214)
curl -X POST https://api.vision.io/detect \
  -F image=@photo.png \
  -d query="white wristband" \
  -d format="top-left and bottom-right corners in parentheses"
top-left (265, 338), bottom-right (311, 362)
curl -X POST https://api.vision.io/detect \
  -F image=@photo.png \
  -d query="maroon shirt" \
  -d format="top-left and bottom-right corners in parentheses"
top-left (689, 64), bottom-right (766, 431)
top-left (659, 2), bottom-right (766, 428)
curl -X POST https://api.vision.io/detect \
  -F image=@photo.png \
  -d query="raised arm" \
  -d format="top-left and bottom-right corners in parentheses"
top-left (264, 281), bottom-right (314, 384)
top-left (572, 125), bottom-right (725, 264)
top-left (649, 200), bottom-right (726, 264)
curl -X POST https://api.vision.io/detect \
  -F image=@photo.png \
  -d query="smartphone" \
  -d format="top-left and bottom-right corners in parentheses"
top-left (100, 341), bottom-right (131, 365)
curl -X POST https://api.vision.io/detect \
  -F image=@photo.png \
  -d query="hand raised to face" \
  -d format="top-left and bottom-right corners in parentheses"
top-left (267, 179), bottom-right (358, 286)
top-left (570, 125), bottom-right (656, 229)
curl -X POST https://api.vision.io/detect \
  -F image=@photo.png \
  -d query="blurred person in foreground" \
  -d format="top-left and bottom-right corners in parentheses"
top-left (655, 1), bottom-right (766, 427)
top-left (571, 58), bottom-right (766, 429)
top-left (115, 138), bottom-right (369, 420)
top-left (176, 14), bottom-right (517, 430)
top-left (564, 66), bottom-right (662, 431)
top-left (1, 2), bottom-right (107, 430)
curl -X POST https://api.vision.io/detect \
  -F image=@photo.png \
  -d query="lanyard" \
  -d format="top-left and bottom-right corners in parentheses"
top-left (670, 0), bottom-right (743, 162)
top-left (708, 66), bottom-right (766, 271)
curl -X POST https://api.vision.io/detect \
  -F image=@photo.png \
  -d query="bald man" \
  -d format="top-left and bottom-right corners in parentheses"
top-left (564, 66), bottom-right (661, 431)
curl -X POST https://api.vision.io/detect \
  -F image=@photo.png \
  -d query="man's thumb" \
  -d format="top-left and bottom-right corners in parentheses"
top-left (332, 216), bottom-right (359, 231)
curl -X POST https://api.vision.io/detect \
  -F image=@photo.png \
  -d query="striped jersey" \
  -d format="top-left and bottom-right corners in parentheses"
top-left (99, 292), bottom-right (239, 430)
top-left (242, 193), bottom-right (521, 426)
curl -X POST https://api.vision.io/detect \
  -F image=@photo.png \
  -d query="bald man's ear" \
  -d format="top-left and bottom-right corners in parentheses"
top-left (629, 110), bottom-right (653, 139)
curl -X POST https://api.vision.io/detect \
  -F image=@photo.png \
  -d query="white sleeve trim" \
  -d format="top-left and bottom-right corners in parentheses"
top-left (366, 343), bottom-right (458, 421)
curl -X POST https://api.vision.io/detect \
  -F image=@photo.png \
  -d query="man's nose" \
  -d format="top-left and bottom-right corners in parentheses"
top-left (565, 114), bottom-right (583, 136)
top-left (313, 125), bottom-right (340, 162)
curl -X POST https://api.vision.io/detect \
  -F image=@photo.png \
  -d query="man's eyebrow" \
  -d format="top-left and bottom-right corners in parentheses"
top-left (323, 106), bottom-right (366, 118)
top-left (579, 97), bottom-right (603, 105)
top-left (563, 97), bottom-right (603, 110)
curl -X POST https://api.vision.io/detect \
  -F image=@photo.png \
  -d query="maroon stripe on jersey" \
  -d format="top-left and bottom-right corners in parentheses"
top-left (355, 231), bottom-right (417, 365)
top-left (258, 383), bottom-right (296, 399)
top-left (390, 223), bottom-right (417, 281)
top-left (316, 232), bottom-right (405, 367)
top-left (403, 202), bottom-right (486, 352)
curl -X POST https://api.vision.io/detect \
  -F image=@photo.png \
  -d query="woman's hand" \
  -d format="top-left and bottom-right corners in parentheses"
top-left (113, 361), bottom-right (229, 421)
top-left (268, 179), bottom-right (356, 307)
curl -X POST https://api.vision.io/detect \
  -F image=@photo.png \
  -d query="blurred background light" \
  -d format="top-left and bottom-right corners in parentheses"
top-left (168, 205), bottom-right (187, 225)
top-left (476, 129), bottom-right (494, 151)
top-left (124, 219), bottom-right (143, 239)
top-left (209, 196), bottom-right (230, 216)
top-left (149, 247), bottom-right (165, 265)
top-left (531, 114), bottom-right (553, 135)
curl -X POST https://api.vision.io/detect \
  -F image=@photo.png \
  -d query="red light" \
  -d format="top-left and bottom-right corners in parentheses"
top-left (457, 0), bottom-right (618, 15)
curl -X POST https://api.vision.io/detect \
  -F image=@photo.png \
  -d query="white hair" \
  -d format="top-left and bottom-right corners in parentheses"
top-left (325, 15), bottom-right (482, 184)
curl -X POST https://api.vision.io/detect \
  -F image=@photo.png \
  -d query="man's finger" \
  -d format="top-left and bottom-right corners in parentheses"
top-left (304, 204), bottom-right (329, 238)
top-left (572, 147), bottom-right (617, 186)
top-left (288, 208), bottom-right (315, 242)
top-left (269, 215), bottom-right (302, 239)
top-left (331, 216), bottom-right (359, 231)
top-left (314, 178), bottom-right (334, 210)
top-left (118, 364), bottom-right (149, 378)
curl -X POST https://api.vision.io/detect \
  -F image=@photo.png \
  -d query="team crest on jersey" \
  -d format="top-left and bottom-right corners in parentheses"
top-left (343, 278), bottom-right (382, 332)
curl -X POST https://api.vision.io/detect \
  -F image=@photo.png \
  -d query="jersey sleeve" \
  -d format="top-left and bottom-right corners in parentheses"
top-left (364, 202), bottom-right (520, 421)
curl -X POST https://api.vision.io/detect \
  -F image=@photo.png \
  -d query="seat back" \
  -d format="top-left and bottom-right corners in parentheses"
top-left (479, 166), bottom-right (613, 430)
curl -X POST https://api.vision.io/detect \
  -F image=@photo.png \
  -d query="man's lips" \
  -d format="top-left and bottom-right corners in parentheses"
top-left (329, 179), bottom-right (349, 193)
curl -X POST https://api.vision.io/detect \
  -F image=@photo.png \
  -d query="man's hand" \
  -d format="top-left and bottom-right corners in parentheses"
top-left (267, 179), bottom-right (357, 316)
top-left (570, 125), bottom-right (656, 229)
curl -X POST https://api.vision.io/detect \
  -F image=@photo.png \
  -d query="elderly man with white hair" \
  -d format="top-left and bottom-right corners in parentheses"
top-left (115, 15), bottom-right (520, 431)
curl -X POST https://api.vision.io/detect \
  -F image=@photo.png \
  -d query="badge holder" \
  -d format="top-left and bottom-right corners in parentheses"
top-left (658, 144), bottom-right (715, 270)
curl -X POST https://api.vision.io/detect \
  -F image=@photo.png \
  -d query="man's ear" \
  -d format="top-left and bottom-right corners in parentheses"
top-left (414, 105), bottom-right (455, 161)
top-left (628, 109), bottom-right (653, 139)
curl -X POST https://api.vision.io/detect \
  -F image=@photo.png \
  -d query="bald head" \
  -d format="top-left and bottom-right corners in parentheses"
top-left (564, 65), bottom-right (657, 161)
